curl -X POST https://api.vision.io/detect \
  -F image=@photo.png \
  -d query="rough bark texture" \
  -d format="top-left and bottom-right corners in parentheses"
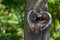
top-left (24, 0), bottom-right (50, 40)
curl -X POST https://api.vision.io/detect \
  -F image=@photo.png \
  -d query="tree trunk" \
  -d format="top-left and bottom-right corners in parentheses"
top-left (24, 0), bottom-right (50, 40)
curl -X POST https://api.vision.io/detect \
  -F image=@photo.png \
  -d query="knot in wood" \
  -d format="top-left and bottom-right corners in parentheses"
top-left (27, 10), bottom-right (52, 32)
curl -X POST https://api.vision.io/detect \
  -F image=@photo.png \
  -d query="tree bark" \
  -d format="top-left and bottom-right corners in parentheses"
top-left (24, 0), bottom-right (50, 40)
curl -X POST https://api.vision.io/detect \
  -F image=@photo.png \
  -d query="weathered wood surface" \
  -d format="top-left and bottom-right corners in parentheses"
top-left (24, 0), bottom-right (50, 40)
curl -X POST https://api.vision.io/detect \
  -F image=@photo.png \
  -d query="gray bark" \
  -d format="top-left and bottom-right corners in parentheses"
top-left (24, 0), bottom-right (50, 40)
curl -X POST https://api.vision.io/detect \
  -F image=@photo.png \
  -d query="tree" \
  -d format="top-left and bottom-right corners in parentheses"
top-left (24, 0), bottom-right (52, 40)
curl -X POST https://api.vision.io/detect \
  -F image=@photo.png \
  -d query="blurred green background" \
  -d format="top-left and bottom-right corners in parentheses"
top-left (0, 0), bottom-right (60, 40)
